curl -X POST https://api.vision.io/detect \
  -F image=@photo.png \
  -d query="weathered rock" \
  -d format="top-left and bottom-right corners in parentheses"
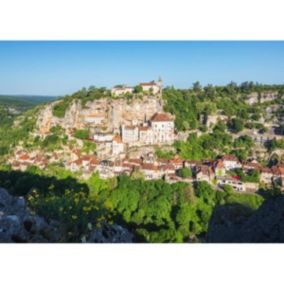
top-left (36, 96), bottom-right (163, 135)
top-left (0, 187), bottom-right (60, 243)
top-left (0, 187), bottom-right (132, 243)
top-left (87, 222), bottom-right (133, 243)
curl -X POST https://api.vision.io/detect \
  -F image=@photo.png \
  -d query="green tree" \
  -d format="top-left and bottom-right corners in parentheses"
top-left (134, 85), bottom-right (143, 93)
top-left (179, 167), bottom-right (192, 178)
top-left (74, 129), bottom-right (90, 139)
top-left (229, 118), bottom-right (244, 133)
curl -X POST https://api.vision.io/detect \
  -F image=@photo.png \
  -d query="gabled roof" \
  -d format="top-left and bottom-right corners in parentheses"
top-left (142, 163), bottom-right (158, 171)
top-left (124, 125), bottom-right (138, 130)
top-left (242, 162), bottom-right (262, 170)
top-left (151, 113), bottom-right (173, 122)
top-left (158, 164), bottom-right (175, 171)
top-left (140, 81), bottom-right (157, 86)
top-left (19, 154), bottom-right (30, 161)
top-left (197, 165), bottom-right (213, 176)
top-left (261, 167), bottom-right (272, 174)
top-left (222, 154), bottom-right (239, 162)
top-left (113, 135), bottom-right (123, 143)
top-left (139, 126), bottom-right (150, 131)
top-left (170, 156), bottom-right (183, 165)
top-left (128, 158), bottom-right (142, 165)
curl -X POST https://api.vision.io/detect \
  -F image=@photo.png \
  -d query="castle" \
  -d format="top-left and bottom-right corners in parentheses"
top-left (111, 78), bottom-right (163, 96)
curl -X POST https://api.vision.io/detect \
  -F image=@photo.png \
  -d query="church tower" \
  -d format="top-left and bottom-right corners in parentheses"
top-left (157, 76), bottom-right (163, 96)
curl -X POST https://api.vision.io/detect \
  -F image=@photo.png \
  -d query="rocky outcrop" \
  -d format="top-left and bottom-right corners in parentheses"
top-left (0, 187), bottom-right (133, 243)
top-left (87, 222), bottom-right (134, 243)
top-left (36, 96), bottom-right (163, 135)
top-left (245, 91), bottom-right (278, 105)
top-left (207, 196), bottom-right (284, 243)
top-left (0, 187), bottom-right (61, 243)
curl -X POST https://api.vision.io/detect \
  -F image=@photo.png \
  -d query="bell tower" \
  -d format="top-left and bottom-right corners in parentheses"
top-left (157, 76), bottom-right (163, 96)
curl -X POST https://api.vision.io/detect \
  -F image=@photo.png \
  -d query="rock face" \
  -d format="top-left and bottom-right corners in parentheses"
top-left (0, 187), bottom-right (60, 243)
top-left (87, 222), bottom-right (134, 243)
top-left (207, 196), bottom-right (284, 243)
top-left (0, 187), bottom-right (133, 243)
top-left (36, 96), bottom-right (163, 135)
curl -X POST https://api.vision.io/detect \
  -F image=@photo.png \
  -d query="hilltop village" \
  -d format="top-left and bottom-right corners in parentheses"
top-left (6, 79), bottom-right (284, 194)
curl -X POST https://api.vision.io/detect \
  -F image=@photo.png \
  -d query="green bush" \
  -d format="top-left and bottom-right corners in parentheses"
top-left (74, 129), bottom-right (90, 140)
top-left (179, 167), bottom-right (192, 178)
top-left (52, 98), bottom-right (71, 118)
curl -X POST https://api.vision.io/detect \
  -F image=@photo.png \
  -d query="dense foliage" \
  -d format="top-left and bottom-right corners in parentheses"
top-left (163, 82), bottom-right (284, 131)
top-left (0, 107), bottom-right (40, 157)
top-left (0, 167), bottom-right (265, 243)
top-left (0, 95), bottom-right (55, 157)
top-left (228, 168), bottom-right (260, 183)
top-left (74, 129), bottom-right (90, 140)
top-left (0, 95), bottom-right (55, 112)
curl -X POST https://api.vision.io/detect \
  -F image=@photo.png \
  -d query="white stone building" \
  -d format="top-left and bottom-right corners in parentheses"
top-left (93, 133), bottom-right (113, 142)
top-left (141, 163), bottom-right (162, 180)
top-left (150, 113), bottom-right (175, 145)
top-left (222, 154), bottom-right (242, 171)
top-left (140, 79), bottom-right (162, 95)
top-left (111, 85), bottom-right (134, 97)
top-left (112, 135), bottom-right (124, 155)
top-left (121, 125), bottom-right (139, 144)
top-left (217, 176), bottom-right (245, 192)
top-left (121, 112), bottom-right (175, 146)
top-left (138, 125), bottom-right (153, 144)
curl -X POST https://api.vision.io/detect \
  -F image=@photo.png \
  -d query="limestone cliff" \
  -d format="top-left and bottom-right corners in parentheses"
top-left (36, 96), bottom-right (163, 135)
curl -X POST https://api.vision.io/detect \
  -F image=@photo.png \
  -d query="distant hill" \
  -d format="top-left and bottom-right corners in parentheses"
top-left (0, 95), bottom-right (57, 112)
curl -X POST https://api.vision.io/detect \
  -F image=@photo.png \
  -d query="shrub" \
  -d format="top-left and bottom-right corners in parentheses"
top-left (74, 129), bottom-right (90, 140)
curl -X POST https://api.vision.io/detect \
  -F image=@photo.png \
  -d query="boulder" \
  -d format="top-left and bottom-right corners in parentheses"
top-left (87, 222), bottom-right (133, 243)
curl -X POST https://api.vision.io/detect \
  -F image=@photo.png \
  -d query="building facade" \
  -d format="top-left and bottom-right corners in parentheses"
top-left (121, 112), bottom-right (175, 146)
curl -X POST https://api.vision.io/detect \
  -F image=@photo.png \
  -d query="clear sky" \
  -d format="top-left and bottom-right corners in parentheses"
top-left (0, 41), bottom-right (284, 96)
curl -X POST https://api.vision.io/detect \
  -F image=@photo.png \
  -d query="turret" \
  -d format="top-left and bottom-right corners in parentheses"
top-left (157, 77), bottom-right (163, 95)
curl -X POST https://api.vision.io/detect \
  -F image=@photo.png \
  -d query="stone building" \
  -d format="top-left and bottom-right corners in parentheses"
top-left (121, 112), bottom-right (175, 146)
top-left (121, 125), bottom-right (139, 144)
top-left (150, 113), bottom-right (175, 145)
top-left (111, 85), bottom-right (134, 97)
top-left (140, 79), bottom-right (163, 95)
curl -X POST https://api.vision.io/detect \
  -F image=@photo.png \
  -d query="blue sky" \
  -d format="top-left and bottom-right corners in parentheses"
top-left (0, 41), bottom-right (283, 96)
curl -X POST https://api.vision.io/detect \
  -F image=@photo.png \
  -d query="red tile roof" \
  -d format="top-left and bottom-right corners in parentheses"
top-left (243, 162), bottom-right (262, 170)
top-left (271, 166), bottom-right (281, 175)
top-left (74, 159), bottom-right (83, 166)
top-left (222, 154), bottom-right (239, 162)
top-left (139, 126), bottom-right (150, 131)
top-left (170, 157), bottom-right (183, 165)
top-left (151, 113), bottom-right (173, 122)
top-left (113, 135), bottom-right (123, 143)
top-left (142, 163), bottom-right (158, 171)
top-left (128, 158), bottom-right (142, 165)
top-left (197, 165), bottom-right (213, 176)
top-left (124, 125), bottom-right (138, 130)
top-left (261, 167), bottom-right (272, 174)
top-left (19, 154), bottom-right (30, 161)
top-left (140, 81), bottom-right (157, 86)
top-left (158, 164), bottom-right (175, 171)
